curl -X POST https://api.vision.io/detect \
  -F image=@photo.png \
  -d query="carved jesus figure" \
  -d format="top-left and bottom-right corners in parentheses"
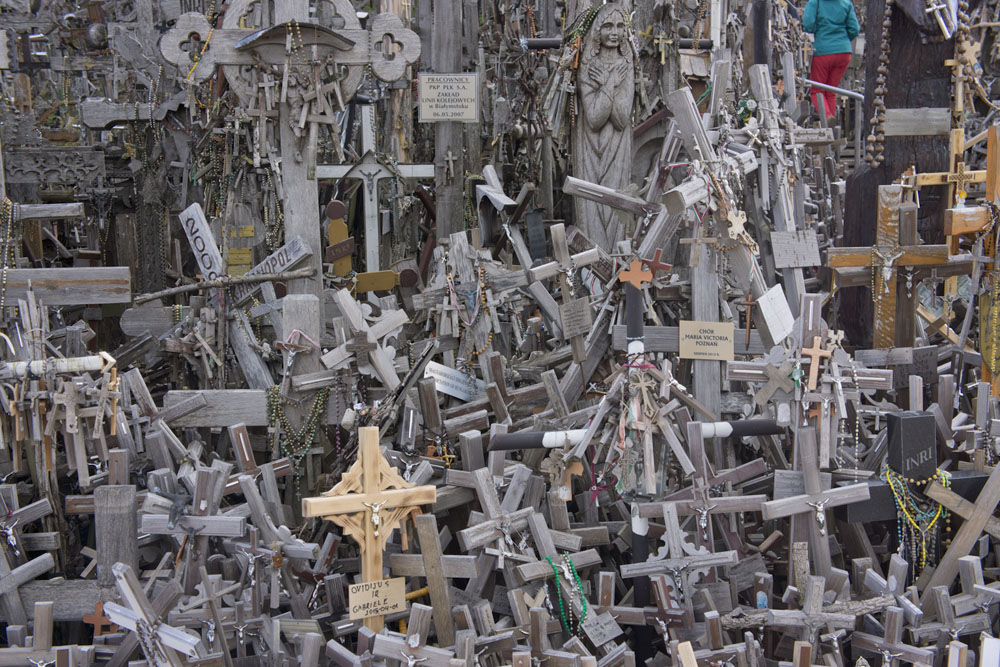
top-left (572, 4), bottom-right (635, 249)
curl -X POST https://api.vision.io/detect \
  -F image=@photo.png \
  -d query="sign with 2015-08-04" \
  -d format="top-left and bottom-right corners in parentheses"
top-left (349, 578), bottom-right (405, 620)
top-left (678, 321), bottom-right (735, 361)
top-left (418, 73), bottom-right (479, 123)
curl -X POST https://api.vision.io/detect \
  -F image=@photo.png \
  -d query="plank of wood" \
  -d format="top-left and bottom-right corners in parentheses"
top-left (163, 390), bottom-right (343, 427)
top-left (95, 486), bottom-right (138, 593)
top-left (3, 267), bottom-right (131, 305)
top-left (414, 513), bottom-right (455, 645)
top-left (883, 108), bottom-right (951, 136)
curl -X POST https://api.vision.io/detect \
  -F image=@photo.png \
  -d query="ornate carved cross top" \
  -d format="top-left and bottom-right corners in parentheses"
top-left (302, 426), bottom-right (436, 630)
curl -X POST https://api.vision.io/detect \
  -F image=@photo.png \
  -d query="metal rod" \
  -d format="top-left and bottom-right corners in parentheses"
top-left (798, 77), bottom-right (865, 101)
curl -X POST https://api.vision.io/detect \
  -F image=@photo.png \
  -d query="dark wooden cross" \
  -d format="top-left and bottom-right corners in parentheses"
top-left (827, 184), bottom-right (951, 348)
top-left (738, 292), bottom-right (756, 349)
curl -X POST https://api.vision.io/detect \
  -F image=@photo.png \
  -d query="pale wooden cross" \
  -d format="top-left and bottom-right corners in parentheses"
top-left (103, 563), bottom-right (205, 666)
top-left (861, 553), bottom-right (923, 626)
top-left (528, 223), bottom-right (600, 363)
top-left (801, 336), bottom-right (832, 391)
top-left (908, 584), bottom-right (991, 644)
top-left (768, 575), bottom-right (855, 645)
top-left (920, 461), bottom-right (1000, 599)
top-left (302, 426), bottom-right (436, 631)
top-left (754, 362), bottom-right (796, 409)
top-left (620, 503), bottom-right (738, 612)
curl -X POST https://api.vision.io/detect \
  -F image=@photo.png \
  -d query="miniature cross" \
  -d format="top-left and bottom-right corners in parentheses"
top-left (801, 336), bottom-right (832, 391)
top-left (444, 149), bottom-right (457, 183)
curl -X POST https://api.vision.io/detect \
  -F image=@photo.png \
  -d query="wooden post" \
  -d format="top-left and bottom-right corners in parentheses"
top-left (432, 0), bottom-right (464, 238)
top-left (95, 485), bottom-right (138, 598)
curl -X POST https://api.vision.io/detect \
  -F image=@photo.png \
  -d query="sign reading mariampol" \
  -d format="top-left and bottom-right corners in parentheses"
top-left (678, 321), bottom-right (735, 361)
top-left (418, 73), bottom-right (479, 123)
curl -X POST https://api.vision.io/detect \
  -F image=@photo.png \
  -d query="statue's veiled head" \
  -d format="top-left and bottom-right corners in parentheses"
top-left (584, 4), bottom-right (632, 62)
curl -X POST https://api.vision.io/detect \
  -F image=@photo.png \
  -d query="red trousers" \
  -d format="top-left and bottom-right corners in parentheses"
top-left (809, 52), bottom-right (851, 117)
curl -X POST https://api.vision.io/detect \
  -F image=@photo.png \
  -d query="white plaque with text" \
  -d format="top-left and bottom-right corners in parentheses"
top-left (418, 73), bottom-right (480, 123)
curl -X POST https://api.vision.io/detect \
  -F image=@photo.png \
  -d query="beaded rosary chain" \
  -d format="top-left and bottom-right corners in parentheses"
top-left (545, 555), bottom-right (588, 636)
top-left (266, 386), bottom-right (331, 495)
top-left (882, 466), bottom-right (949, 569)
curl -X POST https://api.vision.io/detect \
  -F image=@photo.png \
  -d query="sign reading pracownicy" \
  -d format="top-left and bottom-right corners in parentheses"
top-left (418, 73), bottom-right (479, 123)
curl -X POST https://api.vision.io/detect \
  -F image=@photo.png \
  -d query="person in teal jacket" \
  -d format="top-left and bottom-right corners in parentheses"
top-left (802, 0), bottom-right (860, 117)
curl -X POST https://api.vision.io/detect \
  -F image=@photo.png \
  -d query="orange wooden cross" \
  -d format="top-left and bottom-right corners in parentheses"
top-left (801, 336), bottom-right (831, 391)
top-left (83, 601), bottom-right (118, 637)
top-left (618, 259), bottom-right (653, 289)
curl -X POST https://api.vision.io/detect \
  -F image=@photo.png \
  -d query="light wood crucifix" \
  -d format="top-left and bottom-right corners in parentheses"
top-left (302, 426), bottom-right (436, 630)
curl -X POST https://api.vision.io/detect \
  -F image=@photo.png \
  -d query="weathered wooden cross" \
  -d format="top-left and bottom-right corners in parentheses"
top-left (828, 184), bottom-right (951, 348)
top-left (302, 426), bottom-right (436, 631)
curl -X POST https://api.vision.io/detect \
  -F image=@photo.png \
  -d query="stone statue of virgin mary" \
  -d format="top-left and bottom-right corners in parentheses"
top-left (572, 3), bottom-right (635, 249)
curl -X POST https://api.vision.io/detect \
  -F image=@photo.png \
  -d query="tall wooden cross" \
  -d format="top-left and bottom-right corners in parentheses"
top-left (315, 105), bottom-right (434, 272)
top-left (761, 428), bottom-right (870, 576)
top-left (828, 184), bottom-right (950, 348)
top-left (302, 426), bottom-right (436, 631)
top-left (528, 223), bottom-right (600, 363)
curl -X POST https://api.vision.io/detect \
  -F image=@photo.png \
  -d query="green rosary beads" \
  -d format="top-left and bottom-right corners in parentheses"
top-left (545, 554), bottom-right (587, 636)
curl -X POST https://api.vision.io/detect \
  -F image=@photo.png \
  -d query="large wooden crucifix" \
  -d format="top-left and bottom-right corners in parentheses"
top-left (828, 184), bottom-right (951, 348)
top-left (302, 426), bottom-right (436, 631)
top-left (159, 0), bottom-right (421, 319)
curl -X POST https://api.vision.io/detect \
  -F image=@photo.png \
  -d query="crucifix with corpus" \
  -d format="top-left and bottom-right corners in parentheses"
top-left (302, 426), bottom-right (436, 631)
top-left (827, 184), bottom-right (951, 348)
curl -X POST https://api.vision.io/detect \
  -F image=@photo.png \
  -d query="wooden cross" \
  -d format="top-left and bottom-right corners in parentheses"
top-left (528, 223), bottom-right (600, 363)
top-left (921, 461), bottom-right (1000, 598)
top-left (801, 336), bottom-right (832, 391)
top-left (908, 584), bottom-right (991, 644)
top-left (768, 576), bottom-right (855, 644)
top-left (83, 600), bottom-right (118, 637)
top-left (103, 563), bottom-right (205, 665)
top-left (754, 362), bottom-right (796, 409)
top-left (618, 259), bottom-right (653, 290)
top-left (319, 288), bottom-right (407, 390)
top-left (947, 161), bottom-right (972, 197)
top-left (828, 185), bottom-right (951, 348)
top-left (316, 106), bottom-right (434, 271)
top-left (851, 606), bottom-right (934, 666)
top-left (620, 503), bottom-right (738, 610)
top-left (0, 552), bottom-right (55, 627)
top-left (861, 553), bottom-right (923, 626)
top-left (302, 426), bottom-right (436, 631)
top-left (761, 429), bottom-right (870, 576)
